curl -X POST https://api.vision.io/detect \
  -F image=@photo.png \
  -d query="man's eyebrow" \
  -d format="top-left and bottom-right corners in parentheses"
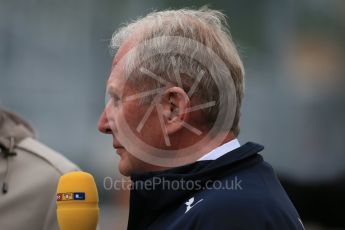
top-left (106, 86), bottom-right (120, 97)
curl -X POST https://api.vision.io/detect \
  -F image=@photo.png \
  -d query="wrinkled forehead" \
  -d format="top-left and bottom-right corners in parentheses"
top-left (108, 26), bottom-right (144, 80)
top-left (111, 23), bottom-right (146, 69)
top-left (107, 37), bottom-right (144, 97)
top-left (107, 39), bottom-right (135, 86)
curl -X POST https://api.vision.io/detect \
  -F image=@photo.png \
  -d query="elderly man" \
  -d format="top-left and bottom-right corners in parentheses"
top-left (98, 8), bottom-right (304, 230)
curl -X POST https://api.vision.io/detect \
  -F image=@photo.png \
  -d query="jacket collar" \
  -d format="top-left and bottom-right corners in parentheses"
top-left (197, 138), bottom-right (240, 161)
top-left (0, 108), bottom-right (35, 151)
top-left (128, 142), bottom-right (264, 229)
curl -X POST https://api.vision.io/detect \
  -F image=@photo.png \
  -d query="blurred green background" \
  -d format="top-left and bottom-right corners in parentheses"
top-left (1, 0), bottom-right (344, 229)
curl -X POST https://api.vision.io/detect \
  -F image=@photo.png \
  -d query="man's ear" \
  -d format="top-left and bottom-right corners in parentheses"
top-left (159, 87), bottom-right (190, 134)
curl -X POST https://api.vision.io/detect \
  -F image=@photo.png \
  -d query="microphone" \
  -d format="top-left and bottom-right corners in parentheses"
top-left (56, 171), bottom-right (99, 230)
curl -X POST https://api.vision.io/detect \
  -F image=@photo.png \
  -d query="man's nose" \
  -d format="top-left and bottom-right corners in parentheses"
top-left (98, 110), bottom-right (112, 134)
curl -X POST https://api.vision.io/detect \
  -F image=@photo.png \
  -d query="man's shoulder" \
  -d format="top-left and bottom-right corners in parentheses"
top-left (198, 162), bottom-right (294, 213)
top-left (198, 186), bottom-right (266, 215)
top-left (179, 184), bottom-right (303, 229)
top-left (187, 171), bottom-right (303, 229)
top-left (16, 137), bottom-right (80, 175)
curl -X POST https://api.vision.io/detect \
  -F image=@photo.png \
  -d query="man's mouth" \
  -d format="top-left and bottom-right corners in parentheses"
top-left (113, 145), bottom-right (124, 149)
top-left (113, 139), bottom-right (123, 148)
top-left (113, 145), bottom-right (125, 157)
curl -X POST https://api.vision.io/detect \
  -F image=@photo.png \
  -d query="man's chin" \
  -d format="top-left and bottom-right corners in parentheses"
top-left (118, 159), bottom-right (132, 177)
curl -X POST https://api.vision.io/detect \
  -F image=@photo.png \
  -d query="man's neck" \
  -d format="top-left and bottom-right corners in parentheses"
top-left (137, 132), bottom-right (238, 174)
top-left (195, 132), bottom-right (236, 157)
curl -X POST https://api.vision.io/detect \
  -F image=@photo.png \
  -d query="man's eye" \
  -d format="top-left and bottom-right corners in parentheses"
top-left (112, 96), bottom-right (122, 105)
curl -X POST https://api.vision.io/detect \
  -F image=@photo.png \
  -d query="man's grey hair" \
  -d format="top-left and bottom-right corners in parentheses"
top-left (110, 7), bottom-right (244, 136)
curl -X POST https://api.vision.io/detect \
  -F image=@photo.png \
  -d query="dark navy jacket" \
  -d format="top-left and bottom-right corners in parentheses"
top-left (127, 142), bottom-right (304, 230)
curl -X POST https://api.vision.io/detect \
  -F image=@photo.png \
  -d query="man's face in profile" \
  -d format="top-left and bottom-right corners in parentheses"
top-left (98, 32), bottom-right (238, 176)
top-left (98, 43), bottom-right (167, 176)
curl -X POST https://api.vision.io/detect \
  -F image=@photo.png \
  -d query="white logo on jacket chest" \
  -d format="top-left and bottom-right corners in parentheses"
top-left (185, 197), bottom-right (204, 213)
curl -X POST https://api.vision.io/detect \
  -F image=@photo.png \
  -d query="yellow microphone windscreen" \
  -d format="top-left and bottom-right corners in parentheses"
top-left (56, 171), bottom-right (99, 230)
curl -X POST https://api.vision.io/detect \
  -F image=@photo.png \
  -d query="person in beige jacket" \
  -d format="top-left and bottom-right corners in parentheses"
top-left (0, 108), bottom-right (79, 230)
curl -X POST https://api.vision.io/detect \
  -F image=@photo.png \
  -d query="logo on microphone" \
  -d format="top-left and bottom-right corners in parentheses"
top-left (57, 192), bottom-right (86, 201)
